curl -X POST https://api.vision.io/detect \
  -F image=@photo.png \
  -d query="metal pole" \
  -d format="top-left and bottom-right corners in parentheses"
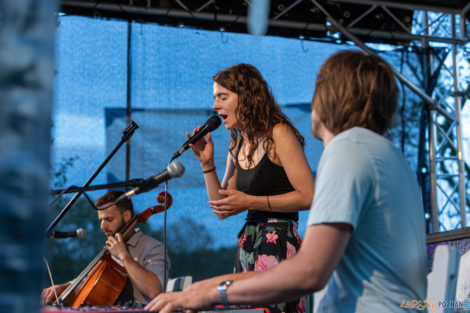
top-left (422, 12), bottom-right (438, 233)
top-left (460, 11), bottom-right (467, 40)
top-left (452, 14), bottom-right (467, 228)
top-left (126, 21), bottom-right (133, 189)
top-left (416, 35), bottom-right (431, 232)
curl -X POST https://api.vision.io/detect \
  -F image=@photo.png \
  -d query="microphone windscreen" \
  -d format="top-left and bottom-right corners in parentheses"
top-left (76, 228), bottom-right (87, 239)
top-left (204, 115), bottom-right (221, 132)
top-left (167, 161), bottom-right (185, 178)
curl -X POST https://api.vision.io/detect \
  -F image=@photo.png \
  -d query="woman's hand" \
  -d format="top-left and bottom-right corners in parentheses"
top-left (209, 189), bottom-right (249, 219)
top-left (187, 126), bottom-right (215, 168)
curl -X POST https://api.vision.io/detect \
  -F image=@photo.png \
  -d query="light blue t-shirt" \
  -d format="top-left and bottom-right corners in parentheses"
top-left (307, 127), bottom-right (427, 313)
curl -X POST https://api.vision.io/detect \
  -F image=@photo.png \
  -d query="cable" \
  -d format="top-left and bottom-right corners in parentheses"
top-left (163, 180), bottom-right (169, 292)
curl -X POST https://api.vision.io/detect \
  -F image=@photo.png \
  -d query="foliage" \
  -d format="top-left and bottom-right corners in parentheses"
top-left (168, 246), bottom-right (237, 282)
top-left (152, 216), bottom-right (214, 253)
top-left (147, 218), bottom-right (237, 282)
top-left (51, 157), bottom-right (79, 189)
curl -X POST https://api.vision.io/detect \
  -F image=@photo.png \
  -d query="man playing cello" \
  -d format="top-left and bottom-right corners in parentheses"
top-left (42, 190), bottom-right (170, 305)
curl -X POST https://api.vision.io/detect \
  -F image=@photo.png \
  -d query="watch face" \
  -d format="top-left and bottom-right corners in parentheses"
top-left (219, 280), bottom-right (232, 289)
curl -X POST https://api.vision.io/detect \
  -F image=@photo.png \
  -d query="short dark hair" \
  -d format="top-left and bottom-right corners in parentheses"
top-left (312, 50), bottom-right (398, 135)
top-left (94, 190), bottom-right (134, 216)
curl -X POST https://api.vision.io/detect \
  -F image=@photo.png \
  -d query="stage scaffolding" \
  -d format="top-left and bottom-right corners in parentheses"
top-left (304, 1), bottom-right (470, 233)
top-left (58, 0), bottom-right (469, 233)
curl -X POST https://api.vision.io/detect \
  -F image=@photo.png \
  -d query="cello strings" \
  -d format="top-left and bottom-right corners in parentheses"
top-left (43, 257), bottom-right (60, 303)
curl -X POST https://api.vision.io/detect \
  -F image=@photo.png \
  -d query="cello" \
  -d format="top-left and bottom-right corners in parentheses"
top-left (55, 191), bottom-right (172, 307)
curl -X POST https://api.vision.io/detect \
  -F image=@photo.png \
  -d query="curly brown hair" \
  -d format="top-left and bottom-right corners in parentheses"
top-left (312, 50), bottom-right (398, 135)
top-left (213, 64), bottom-right (304, 167)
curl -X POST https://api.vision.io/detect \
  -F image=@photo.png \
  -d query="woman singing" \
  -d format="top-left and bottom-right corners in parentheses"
top-left (188, 64), bottom-right (315, 313)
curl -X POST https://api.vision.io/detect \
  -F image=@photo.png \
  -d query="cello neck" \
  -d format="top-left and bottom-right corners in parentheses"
top-left (57, 248), bottom-right (107, 304)
top-left (117, 217), bottom-right (139, 242)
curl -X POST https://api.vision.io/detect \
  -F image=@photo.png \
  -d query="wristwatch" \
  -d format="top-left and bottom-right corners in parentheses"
top-left (217, 280), bottom-right (233, 306)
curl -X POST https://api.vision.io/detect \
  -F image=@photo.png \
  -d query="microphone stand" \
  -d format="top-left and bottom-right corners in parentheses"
top-left (45, 121), bottom-right (139, 238)
top-left (50, 179), bottom-right (145, 195)
top-left (163, 180), bottom-right (169, 292)
top-left (162, 157), bottom-right (177, 291)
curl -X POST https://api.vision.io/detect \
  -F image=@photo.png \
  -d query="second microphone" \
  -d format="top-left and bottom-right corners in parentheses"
top-left (117, 161), bottom-right (185, 201)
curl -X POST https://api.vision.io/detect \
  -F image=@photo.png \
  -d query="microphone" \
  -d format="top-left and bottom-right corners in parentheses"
top-left (171, 115), bottom-right (221, 160)
top-left (50, 228), bottom-right (87, 239)
top-left (117, 161), bottom-right (185, 201)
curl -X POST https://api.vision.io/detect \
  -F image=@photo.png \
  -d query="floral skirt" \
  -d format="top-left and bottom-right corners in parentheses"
top-left (234, 218), bottom-right (306, 313)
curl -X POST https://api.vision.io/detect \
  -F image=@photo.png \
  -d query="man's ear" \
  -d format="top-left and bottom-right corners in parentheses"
top-left (123, 210), bottom-right (132, 223)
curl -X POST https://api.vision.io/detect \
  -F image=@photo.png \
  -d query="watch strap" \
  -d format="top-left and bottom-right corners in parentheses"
top-left (217, 280), bottom-right (233, 306)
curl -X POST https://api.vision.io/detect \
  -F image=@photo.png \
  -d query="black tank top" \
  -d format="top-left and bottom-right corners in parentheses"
top-left (236, 140), bottom-right (298, 223)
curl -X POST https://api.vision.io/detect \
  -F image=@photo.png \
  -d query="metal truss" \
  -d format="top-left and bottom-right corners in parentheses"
top-left (61, 0), bottom-right (468, 44)
top-left (307, 0), bottom-right (469, 233)
top-left (58, 0), bottom-right (469, 232)
top-left (423, 13), bottom-right (469, 232)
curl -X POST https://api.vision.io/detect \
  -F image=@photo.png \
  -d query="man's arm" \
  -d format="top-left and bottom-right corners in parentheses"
top-left (145, 223), bottom-right (352, 313)
top-left (224, 223), bottom-right (351, 304)
top-left (41, 281), bottom-right (71, 305)
top-left (106, 234), bottom-right (163, 299)
top-left (121, 253), bottom-right (163, 299)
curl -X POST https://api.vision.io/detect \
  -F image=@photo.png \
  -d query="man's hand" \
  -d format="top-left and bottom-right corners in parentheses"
top-left (41, 282), bottom-right (70, 305)
top-left (105, 233), bottom-right (129, 262)
top-left (144, 287), bottom-right (218, 313)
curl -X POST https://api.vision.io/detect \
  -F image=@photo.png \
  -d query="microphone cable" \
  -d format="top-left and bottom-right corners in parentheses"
top-left (163, 179), bottom-right (169, 292)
